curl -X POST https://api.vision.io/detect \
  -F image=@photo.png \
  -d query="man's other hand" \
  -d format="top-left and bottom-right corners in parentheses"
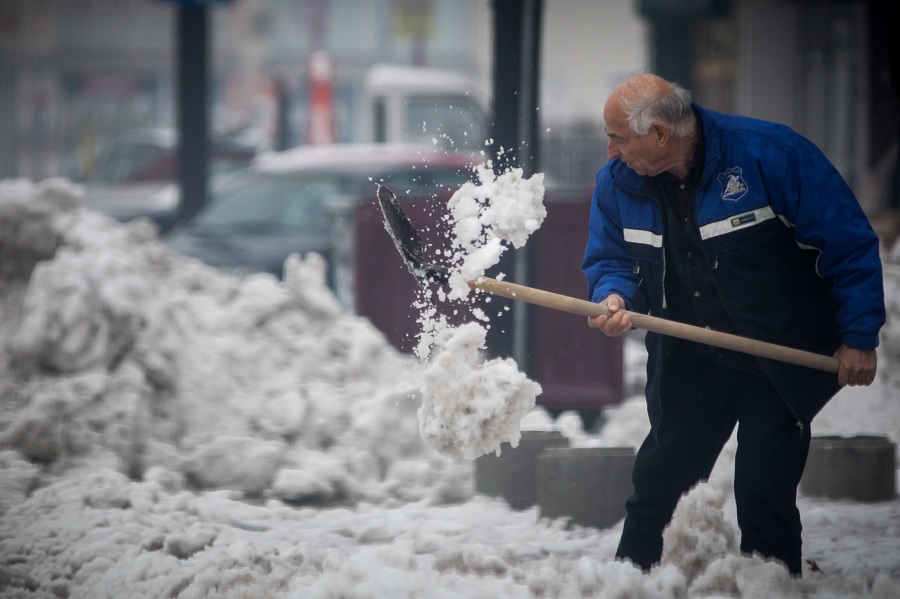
top-left (834, 345), bottom-right (877, 387)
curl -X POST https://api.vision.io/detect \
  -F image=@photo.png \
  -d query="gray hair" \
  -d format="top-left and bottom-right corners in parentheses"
top-left (618, 80), bottom-right (696, 139)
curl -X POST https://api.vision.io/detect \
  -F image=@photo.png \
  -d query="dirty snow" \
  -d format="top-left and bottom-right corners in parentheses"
top-left (0, 177), bottom-right (897, 599)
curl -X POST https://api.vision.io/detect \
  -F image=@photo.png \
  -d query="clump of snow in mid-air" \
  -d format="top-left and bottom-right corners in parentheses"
top-left (445, 165), bottom-right (546, 301)
top-left (418, 322), bottom-right (541, 459)
top-left (409, 164), bottom-right (547, 460)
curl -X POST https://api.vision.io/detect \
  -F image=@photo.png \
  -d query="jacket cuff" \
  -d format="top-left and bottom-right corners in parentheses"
top-left (842, 332), bottom-right (880, 351)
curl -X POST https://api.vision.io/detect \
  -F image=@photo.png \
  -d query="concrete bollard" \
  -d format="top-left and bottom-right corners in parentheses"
top-left (536, 446), bottom-right (635, 530)
top-left (800, 435), bottom-right (897, 502)
top-left (473, 430), bottom-right (570, 510)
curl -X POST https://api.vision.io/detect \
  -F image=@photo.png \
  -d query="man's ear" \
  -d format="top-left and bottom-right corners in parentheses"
top-left (653, 123), bottom-right (669, 147)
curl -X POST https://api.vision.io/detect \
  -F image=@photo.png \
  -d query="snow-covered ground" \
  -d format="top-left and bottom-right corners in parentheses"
top-left (0, 178), bottom-right (898, 598)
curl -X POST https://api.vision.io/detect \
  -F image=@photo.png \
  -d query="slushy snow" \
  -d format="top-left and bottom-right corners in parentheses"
top-left (0, 176), bottom-right (898, 599)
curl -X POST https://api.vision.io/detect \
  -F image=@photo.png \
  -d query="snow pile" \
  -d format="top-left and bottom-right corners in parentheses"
top-left (661, 483), bottom-right (738, 582)
top-left (2, 466), bottom-right (898, 599)
top-left (0, 177), bottom-right (897, 599)
top-left (0, 178), bottom-right (468, 507)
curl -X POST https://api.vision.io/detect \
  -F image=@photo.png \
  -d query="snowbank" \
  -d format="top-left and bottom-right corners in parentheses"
top-left (0, 178), bottom-right (898, 599)
top-left (0, 178), bottom-right (468, 507)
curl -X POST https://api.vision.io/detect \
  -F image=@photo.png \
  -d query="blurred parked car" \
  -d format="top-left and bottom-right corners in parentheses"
top-left (163, 143), bottom-right (479, 307)
top-left (79, 128), bottom-right (263, 232)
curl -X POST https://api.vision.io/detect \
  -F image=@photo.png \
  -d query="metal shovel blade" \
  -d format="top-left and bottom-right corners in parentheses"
top-left (376, 184), bottom-right (451, 284)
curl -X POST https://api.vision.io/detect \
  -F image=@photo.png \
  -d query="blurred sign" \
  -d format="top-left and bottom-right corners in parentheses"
top-left (638, 0), bottom-right (728, 18)
top-left (393, 0), bottom-right (434, 39)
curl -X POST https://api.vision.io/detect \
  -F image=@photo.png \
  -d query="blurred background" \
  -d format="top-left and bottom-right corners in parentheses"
top-left (0, 0), bottom-right (898, 427)
top-left (1, 0), bottom-right (895, 210)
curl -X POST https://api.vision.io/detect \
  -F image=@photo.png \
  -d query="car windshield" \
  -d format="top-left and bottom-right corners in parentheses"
top-left (88, 142), bottom-right (171, 183)
top-left (182, 159), bottom-right (475, 234)
top-left (188, 171), bottom-right (354, 233)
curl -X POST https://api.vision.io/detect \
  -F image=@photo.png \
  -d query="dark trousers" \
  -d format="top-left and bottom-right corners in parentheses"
top-left (615, 350), bottom-right (811, 575)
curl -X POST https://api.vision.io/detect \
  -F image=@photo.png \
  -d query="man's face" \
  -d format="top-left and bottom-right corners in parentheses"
top-left (603, 96), bottom-right (666, 177)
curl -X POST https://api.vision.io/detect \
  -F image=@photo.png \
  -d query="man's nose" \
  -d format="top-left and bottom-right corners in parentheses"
top-left (607, 142), bottom-right (619, 160)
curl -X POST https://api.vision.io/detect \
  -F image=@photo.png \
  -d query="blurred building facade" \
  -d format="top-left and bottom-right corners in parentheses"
top-left (0, 0), bottom-right (896, 212)
top-left (0, 0), bottom-right (493, 181)
top-left (641, 0), bottom-right (899, 215)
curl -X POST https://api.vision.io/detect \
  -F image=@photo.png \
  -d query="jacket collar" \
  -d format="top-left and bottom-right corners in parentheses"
top-left (695, 104), bottom-right (722, 187)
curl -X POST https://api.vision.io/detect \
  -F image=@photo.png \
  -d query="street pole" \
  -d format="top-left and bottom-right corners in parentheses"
top-left (489, 0), bottom-right (543, 371)
top-left (175, 3), bottom-right (210, 225)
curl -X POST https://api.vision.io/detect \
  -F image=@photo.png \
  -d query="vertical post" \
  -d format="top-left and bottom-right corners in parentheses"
top-left (175, 3), bottom-right (210, 225)
top-left (491, 0), bottom-right (541, 174)
top-left (490, 0), bottom-right (521, 171)
top-left (650, 18), bottom-right (694, 91)
top-left (519, 0), bottom-right (541, 178)
top-left (488, 0), bottom-right (542, 370)
top-left (275, 74), bottom-right (292, 152)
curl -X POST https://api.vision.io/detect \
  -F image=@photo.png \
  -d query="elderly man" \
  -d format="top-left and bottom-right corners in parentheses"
top-left (583, 73), bottom-right (884, 575)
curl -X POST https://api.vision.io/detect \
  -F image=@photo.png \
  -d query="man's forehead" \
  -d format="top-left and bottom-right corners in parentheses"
top-left (604, 110), bottom-right (628, 137)
top-left (603, 96), bottom-right (623, 120)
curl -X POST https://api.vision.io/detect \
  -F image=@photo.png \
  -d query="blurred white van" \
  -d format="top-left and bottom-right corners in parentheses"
top-left (361, 63), bottom-right (489, 153)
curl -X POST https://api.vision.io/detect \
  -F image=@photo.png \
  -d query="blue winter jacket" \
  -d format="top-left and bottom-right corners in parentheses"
top-left (583, 104), bottom-right (885, 424)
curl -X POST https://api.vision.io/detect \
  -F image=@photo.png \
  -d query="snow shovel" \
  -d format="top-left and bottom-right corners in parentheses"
top-left (375, 185), bottom-right (840, 374)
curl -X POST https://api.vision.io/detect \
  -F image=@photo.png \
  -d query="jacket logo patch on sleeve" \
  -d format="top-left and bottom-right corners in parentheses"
top-left (717, 166), bottom-right (749, 201)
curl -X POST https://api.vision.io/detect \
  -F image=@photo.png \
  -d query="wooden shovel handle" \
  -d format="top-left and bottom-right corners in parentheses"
top-left (469, 277), bottom-right (840, 374)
